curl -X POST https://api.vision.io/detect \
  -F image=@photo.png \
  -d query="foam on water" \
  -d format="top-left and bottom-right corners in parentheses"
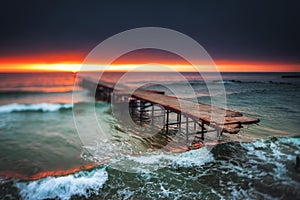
top-left (108, 147), bottom-right (215, 174)
top-left (172, 147), bottom-right (215, 167)
top-left (233, 137), bottom-right (300, 198)
top-left (10, 137), bottom-right (300, 199)
top-left (1, 72), bottom-right (299, 199)
top-left (14, 167), bottom-right (108, 200)
top-left (0, 103), bottom-right (73, 113)
top-left (243, 137), bottom-right (300, 161)
top-left (280, 137), bottom-right (300, 147)
top-left (14, 149), bottom-right (215, 199)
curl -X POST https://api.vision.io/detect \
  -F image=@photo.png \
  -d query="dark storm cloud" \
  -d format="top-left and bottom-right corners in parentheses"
top-left (0, 0), bottom-right (299, 63)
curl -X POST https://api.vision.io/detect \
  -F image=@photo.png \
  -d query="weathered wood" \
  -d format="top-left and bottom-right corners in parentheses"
top-left (201, 121), bottom-right (205, 140)
top-left (131, 89), bottom-right (259, 128)
top-left (166, 110), bottom-right (169, 133)
top-left (81, 78), bottom-right (259, 134)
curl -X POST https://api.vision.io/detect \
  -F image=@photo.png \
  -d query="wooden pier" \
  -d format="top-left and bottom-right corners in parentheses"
top-left (80, 78), bottom-right (259, 148)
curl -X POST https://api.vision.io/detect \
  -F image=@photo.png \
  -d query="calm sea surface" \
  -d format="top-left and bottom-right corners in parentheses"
top-left (0, 72), bottom-right (299, 199)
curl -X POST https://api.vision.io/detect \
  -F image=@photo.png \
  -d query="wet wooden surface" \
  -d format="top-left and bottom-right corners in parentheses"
top-left (132, 89), bottom-right (259, 133)
top-left (82, 78), bottom-right (260, 133)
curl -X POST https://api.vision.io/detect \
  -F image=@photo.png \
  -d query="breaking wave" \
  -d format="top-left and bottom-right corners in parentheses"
top-left (0, 103), bottom-right (73, 113)
top-left (0, 89), bottom-right (75, 95)
top-left (5, 137), bottom-right (300, 199)
top-left (14, 167), bottom-right (108, 200)
top-left (109, 147), bottom-right (215, 173)
top-left (213, 79), bottom-right (294, 85)
top-left (12, 149), bottom-right (215, 200)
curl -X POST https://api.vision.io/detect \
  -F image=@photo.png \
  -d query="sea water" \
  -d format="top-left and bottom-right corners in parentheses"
top-left (0, 72), bottom-right (299, 199)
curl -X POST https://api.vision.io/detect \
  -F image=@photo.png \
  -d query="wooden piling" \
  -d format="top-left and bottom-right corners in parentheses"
top-left (186, 116), bottom-right (189, 145)
top-left (296, 155), bottom-right (300, 171)
top-left (151, 104), bottom-right (154, 129)
top-left (178, 113), bottom-right (182, 133)
top-left (81, 78), bottom-right (260, 149)
top-left (201, 121), bottom-right (205, 140)
top-left (166, 110), bottom-right (169, 134)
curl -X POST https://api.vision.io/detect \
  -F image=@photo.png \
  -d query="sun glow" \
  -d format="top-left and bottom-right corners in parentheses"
top-left (0, 48), bottom-right (299, 72)
top-left (30, 63), bottom-right (83, 72)
top-left (0, 58), bottom-right (299, 72)
top-left (0, 62), bottom-right (215, 72)
top-left (0, 63), bottom-right (82, 73)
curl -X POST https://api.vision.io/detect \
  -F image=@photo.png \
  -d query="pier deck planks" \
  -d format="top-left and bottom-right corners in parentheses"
top-left (81, 78), bottom-right (259, 133)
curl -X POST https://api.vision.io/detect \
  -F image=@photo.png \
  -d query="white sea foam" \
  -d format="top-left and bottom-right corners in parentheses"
top-left (15, 167), bottom-right (108, 200)
top-left (110, 147), bottom-right (214, 173)
top-left (215, 80), bottom-right (235, 85)
top-left (172, 147), bottom-right (214, 167)
top-left (279, 137), bottom-right (300, 147)
top-left (240, 137), bottom-right (300, 181)
top-left (0, 103), bottom-right (73, 113)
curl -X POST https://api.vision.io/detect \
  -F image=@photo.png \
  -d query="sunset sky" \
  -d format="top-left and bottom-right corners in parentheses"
top-left (0, 0), bottom-right (299, 72)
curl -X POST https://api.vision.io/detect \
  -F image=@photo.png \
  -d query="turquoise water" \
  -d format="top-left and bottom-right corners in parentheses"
top-left (0, 72), bottom-right (299, 199)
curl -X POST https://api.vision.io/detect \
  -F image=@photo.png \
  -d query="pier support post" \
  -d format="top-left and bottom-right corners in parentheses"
top-left (151, 104), bottom-right (154, 129)
top-left (201, 121), bottom-right (205, 141)
top-left (129, 98), bottom-right (137, 117)
top-left (178, 113), bottom-right (182, 133)
top-left (217, 128), bottom-right (222, 140)
top-left (166, 110), bottom-right (169, 134)
top-left (162, 108), bottom-right (165, 130)
top-left (296, 155), bottom-right (300, 172)
top-left (186, 116), bottom-right (189, 145)
top-left (139, 100), bottom-right (145, 125)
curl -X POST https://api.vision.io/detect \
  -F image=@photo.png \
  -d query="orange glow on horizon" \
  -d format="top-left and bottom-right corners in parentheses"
top-left (0, 56), bottom-right (299, 72)
top-left (214, 60), bottom-right (300, 72)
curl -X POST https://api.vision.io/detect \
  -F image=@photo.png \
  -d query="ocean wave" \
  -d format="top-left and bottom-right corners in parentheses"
top-left (8, 137), bottom-right (300, 199)
top-left (239, 137), bottom-right (300, 185)
top-left (279, 136), bottom-right (300, 146)
top-left (171, 147), bottom-right (214, 167)
top-left (0, 103), bottom-right (73, 113)
top-left (241, 137), bottom-right (300, 158)
top-left (13, 148), bottom-right (214, 199)
top-left (214, 80), bottom-right (240, 85)
top-left (15, 167), bottom-right (108, 200)
top-left (109, 147), bottom-right (214, 173)
top-left (208, 137), bottom-right (300, 199)
top-left (0, 85), bottom-right (83, 95)
top-left (213, 79), bottom-right (294, 85)
top-left (0, 89), bottom-right (76, 95)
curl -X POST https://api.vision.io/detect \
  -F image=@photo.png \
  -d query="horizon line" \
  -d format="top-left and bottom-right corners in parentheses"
top-left (0, 61), bottom-right (299, 73)
top-left (1, 70), bottom-right (300, 73)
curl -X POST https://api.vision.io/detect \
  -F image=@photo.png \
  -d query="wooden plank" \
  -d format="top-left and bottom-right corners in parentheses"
top-left (132, 90), bottom-right (259, 129)
top-left (81, 78), bottom-right (259, 133)
top-left (131, 90), bottom-right (247, 123)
